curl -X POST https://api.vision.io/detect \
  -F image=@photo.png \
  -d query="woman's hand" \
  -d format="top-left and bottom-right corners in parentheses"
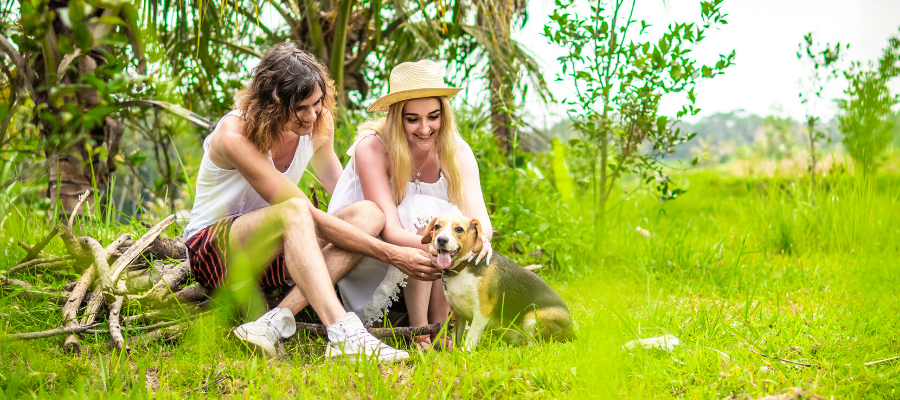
top-left (388, 246), bottom-right (441, 281)
top-left (471, 234), bottom-right (493, 265)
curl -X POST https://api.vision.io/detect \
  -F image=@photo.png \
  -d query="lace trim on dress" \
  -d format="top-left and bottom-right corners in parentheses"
top-left (359, 266), bottom-right (408, 324)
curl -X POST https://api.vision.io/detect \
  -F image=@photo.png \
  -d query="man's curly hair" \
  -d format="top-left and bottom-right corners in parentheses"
top-left (236, 43), bottom-right (336, 153)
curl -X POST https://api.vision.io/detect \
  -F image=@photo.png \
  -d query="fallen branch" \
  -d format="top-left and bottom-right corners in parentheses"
top-left (294, 322), bottom-right (444, 339)
top-left (62, 265), bottom-right (96, 352)
top-left (2, 279), bottom-right (81, 304)
top-left (1, 324), bottom-right (98, 341)
top-left (108, 296), bottom-right (129, 352)
top-left (108, 215), bottom-right (176, 282)
top-left (7, 259), bottom-right (72, 276)
top-left (129, 261), bottom-right (190, 301)
top-left (746, 348), bottom-right (813, 368)
top-left (67, 190), bottom-right (91, 231)
top-left (849, 355), bottom-right (900, 367)
top-left (18, 226), bottom-right (59, 264)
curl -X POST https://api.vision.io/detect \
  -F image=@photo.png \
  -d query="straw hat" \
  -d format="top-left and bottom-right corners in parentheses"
top-left (367, 60), bottom-right (463, 112)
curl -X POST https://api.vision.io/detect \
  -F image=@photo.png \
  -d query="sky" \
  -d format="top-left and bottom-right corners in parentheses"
top-left (497, 0), bottom-right (900, 128)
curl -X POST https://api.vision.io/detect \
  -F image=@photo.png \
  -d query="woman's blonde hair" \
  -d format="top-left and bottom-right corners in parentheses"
top-left (357, 97), bottom-right (465, 207)
top-left (235, 43), bottom-right (336, 153)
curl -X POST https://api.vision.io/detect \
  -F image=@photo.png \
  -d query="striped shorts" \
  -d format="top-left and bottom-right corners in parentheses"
top-left (184, 217), bottom-right (294, 289)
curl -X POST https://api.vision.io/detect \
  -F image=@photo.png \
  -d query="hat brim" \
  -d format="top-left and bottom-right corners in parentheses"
top-left (366, 87), bottom-right (463, 112)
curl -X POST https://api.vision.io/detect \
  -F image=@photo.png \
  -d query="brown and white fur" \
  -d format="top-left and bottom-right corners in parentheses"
top-left (421, 215), bottom-right (575, 351)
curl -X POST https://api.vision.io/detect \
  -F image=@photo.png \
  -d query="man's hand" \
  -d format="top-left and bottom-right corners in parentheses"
top-left (388, 246), bottom-right (440, 281)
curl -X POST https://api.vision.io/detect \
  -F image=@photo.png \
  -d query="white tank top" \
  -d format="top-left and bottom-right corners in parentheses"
top-left (183, 110), bottom-right (315, 240)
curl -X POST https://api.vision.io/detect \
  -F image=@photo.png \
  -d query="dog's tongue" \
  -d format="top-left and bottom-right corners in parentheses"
top-left (436, 251), bottom-right (452, 270)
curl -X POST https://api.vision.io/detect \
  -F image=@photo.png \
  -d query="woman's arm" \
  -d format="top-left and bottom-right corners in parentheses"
top-left (457, 137), bottom-right (493, 262)
top-left (209, 117), bottom-right (434, 277)
top-left (355, 135), bottom-right (430, 253)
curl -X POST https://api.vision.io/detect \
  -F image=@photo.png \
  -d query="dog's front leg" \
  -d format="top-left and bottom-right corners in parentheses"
top-left (453, 317), bottom-right (467, 349)
top-left (463, 313), bottom-right (490, 352)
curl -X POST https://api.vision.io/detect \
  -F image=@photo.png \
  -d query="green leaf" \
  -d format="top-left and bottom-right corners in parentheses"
top-left (85, 106), bottom-right (117, 123)
top-left (56, 35), bottom-right (75, 55)
top-left (68, 0), bottom-right (84, 22)
top-left (691, 156), bottom-right (698, 165)
top-left (73, 25), bottom-right (93, 50)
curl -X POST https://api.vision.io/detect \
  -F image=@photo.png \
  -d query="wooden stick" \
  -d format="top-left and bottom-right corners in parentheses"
top-left (62, 265), bottom-right (95, 352)
top-left (3, 279), bottom-right (79, 304)
top-left (746, 348), bottom-right (813, 367)
top-left (1, 324), bottom-right (98, 341)
top-left (67, 190), bottom-right (91, 231)
top-left (294, 322), bottom-right (445, 339)
top-left (7, 259), bottom-right (72, 276)
top-left (108, 296), bottom-right (129, 352)
top-left (63, 235), bottom-right (131, 352)
top-left (79, 237), bottom-right (112, 291)
top-left (108, 215), bottom-right (176, 283)
top-left (104, 234), bottom-right (132, 262)
top-left (130, 261), bottom-right (190, 301)
top-left (58, 227), bottom-right (89, 264)
top-left (18, 226), bottom-right (59, 264)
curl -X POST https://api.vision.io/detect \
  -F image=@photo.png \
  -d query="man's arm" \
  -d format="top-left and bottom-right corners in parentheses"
top-left (308, 110), bottom-right (343, 194)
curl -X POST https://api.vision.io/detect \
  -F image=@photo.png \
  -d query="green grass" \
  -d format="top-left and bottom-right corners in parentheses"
top-left (2, 164), bottom-right (900, 398)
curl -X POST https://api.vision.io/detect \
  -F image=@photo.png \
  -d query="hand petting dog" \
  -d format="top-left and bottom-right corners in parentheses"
top-left (422, 215), bottom-right (575, 352)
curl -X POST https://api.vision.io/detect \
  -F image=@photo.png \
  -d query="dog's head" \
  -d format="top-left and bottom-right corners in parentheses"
top-left (420, 214), bottom-right (484, 270)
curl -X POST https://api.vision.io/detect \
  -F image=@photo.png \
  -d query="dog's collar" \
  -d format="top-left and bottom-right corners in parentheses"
top-left (440, 258), bottom-right (468, 278)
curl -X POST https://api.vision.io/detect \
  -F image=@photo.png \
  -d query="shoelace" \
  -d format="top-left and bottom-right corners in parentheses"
top-left (346, 328), bottom-right (392, 352)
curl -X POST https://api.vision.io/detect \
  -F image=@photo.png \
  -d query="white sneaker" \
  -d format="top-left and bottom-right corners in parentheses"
top-left (325, 312), bottom-right (409, 363)
top-left (233, 307), bottom-right (297, 358)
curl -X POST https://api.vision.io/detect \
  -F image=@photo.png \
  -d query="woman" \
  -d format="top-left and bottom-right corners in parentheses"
top-left (327, 60), bottom-right (493, 350)
top-left (182, 44), bottom-right (433, 362)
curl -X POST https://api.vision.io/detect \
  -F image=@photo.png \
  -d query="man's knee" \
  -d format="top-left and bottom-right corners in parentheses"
top-left (350, 200), bottom-right (385, 235)
top-left (278, 197), bottom-right (313, 226)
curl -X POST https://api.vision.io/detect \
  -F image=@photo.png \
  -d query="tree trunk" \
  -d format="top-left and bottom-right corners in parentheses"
top-left (330, 0), bottom-right (357, 106)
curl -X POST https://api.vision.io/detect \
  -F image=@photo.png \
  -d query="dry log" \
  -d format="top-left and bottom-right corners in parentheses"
top-left (62, 265), bottom-right (96, 352)
top-left (294, 322), bottom-right (444, 339)
top-left (108, 296), bottom-right (129, 352)
top-left (1, 324), bottom-right (98, 341)
top-left (18, 226), bottom-right (59, 264)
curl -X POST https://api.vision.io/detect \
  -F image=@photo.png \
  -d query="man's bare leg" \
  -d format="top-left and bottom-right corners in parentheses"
top-left (229, 199), bottom-right (385, 325)
top-left (275, 202), bottom-right (384, 313)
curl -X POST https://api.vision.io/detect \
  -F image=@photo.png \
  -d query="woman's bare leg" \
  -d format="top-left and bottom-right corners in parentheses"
top-left (427, 280), bottom-right (450, 324)
top-left (405, 224), bottom-right (446, 327)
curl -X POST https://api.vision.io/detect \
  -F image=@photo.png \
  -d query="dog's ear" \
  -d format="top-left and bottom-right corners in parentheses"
top-left (468, 218), bottom-right (483, 254)
top-left (421, 217), bottom-right (439, 244)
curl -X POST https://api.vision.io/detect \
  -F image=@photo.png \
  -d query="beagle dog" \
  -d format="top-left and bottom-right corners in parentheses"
top-left (421, 215), bottom-right (575, 351)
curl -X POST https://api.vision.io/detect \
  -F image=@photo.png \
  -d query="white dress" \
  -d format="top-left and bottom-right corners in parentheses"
top-left (327, 130), bottom-right (462, 324)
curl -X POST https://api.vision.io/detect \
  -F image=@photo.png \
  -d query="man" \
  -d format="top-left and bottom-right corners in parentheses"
top-left (182, 44), bottom-right (441, 362)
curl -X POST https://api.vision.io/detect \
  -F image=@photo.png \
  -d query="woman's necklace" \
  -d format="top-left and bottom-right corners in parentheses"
top-left (412, 145), bottom-right (436, 193)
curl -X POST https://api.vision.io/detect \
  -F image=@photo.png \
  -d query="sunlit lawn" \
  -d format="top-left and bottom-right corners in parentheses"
top-left (2, 168), bottom-right (899, 399)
